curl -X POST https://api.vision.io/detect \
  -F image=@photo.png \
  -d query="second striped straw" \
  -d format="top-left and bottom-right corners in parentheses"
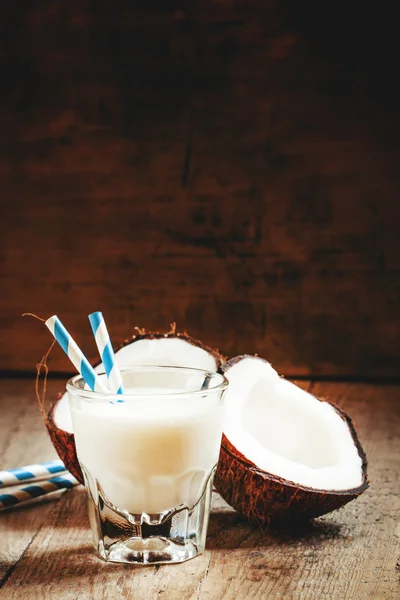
top-left (0, 473), bottom-right (78, 511)
top-left (0, 460), bottom-right (66, 488)
top-left (89, 312), bottom-right (124, 397)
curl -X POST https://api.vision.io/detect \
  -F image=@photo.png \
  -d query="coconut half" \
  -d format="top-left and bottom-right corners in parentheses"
top-left (214, 356), bottom-right (368, 523)
top-left (46, 328), bottom-right (224, 483)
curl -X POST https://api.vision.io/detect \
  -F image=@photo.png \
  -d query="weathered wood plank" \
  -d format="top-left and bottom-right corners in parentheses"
top-left (0, 379), bottom-right (64, 586)
top-left (0, 1), bottom-right (399, 376)
top-left (1, 379), bottom-right (399, 598)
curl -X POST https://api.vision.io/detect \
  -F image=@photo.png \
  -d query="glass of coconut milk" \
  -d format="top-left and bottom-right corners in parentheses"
top-left (67, 366), bottom-right (228, 565)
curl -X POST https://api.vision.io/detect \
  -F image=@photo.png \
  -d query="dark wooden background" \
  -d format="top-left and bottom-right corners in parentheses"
top-left (0, 1), bottom-right (399, 377)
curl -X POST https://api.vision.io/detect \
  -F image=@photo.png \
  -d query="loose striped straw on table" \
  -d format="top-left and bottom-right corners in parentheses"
top-left (45, 315), bottom-right (109, 393)
top-left (0, 460), bottom-right (66, 488)
top-left (89, 311), bottom-right (124, 396)
top-left (0, 472), bottom-right (78, 511)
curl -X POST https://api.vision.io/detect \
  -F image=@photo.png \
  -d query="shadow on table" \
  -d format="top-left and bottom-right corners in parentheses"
top-left (2, 544), bottom-right (144, 590)
top-left (206, 509), bottom-right (343, 550)
top-left (3, 514), bottom-right (345, 591)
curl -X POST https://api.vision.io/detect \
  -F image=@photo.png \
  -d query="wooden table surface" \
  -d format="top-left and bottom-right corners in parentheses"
top-left (0, 378), bottom-right (399, 599)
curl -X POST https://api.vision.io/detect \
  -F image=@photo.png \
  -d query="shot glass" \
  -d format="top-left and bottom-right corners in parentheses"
top-left (67, 366), bottom-right (228, 565)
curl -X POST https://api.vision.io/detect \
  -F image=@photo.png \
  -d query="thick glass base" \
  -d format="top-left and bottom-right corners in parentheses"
top-left (98, 537), bottom-right (199, 565)
top-left (82, 466), bottom-right (216, 565)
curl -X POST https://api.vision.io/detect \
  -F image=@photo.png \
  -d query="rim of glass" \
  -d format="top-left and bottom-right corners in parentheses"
top-left (66, 365), bottom-right (228, 401)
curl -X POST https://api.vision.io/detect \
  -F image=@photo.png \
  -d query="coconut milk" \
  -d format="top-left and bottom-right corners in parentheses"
top-left (70, 390), bottom-right (224, 514)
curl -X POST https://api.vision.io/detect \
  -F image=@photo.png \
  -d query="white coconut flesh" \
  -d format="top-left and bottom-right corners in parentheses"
top-left (52, 336), bottom-right (219, 435)
top-left (223, 357), bottom-right (364, 492)
top-left (108, 337), bottom-right (218, 372)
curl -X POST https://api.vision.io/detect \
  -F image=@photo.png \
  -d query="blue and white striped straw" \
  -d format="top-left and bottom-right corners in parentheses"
top-left (89, 312), bottom-right (124, 396)
top-left (0, 460), bottom-right (66, 488)
top-left (0, 472), bottom-right (78, 510)
top-left (45, 315), bottom-right (109, 393)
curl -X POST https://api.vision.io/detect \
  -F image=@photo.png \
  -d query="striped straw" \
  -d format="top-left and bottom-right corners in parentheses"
top-left (0, 473), bottom-right (78, 510)
top-left (0, 460), bottom-right (66, 489)
top-left (45, 315), bottom-right (109, 393)
top-left (89, 312), bottom-right (124, 395)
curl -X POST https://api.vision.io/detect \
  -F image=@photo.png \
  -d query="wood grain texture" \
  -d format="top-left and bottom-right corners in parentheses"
top-left (0, 379), bottom-right (65, 586)
top-left (0, 1), bottom-right (399, 376)
top-left (1, 378), bottom-right (399, 599)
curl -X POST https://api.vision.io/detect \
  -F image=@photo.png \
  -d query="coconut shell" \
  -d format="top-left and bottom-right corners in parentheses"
top-left (47, 394), bottom-right (84, 483)
top-left (215, 357), bottom-right (369, 524)
top-left (118, 325), bottom-right (226, 369)
top-left (45, 327), bottom-right (225, 485)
